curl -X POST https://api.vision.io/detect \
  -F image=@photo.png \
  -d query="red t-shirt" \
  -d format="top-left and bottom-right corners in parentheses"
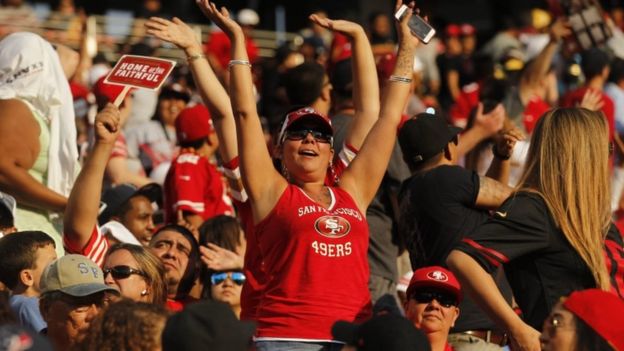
top-left (253, 184), bottom-right (371, 341)
top-left (204, 31), bottom-right (259, 69)
top-left (560, 87), bottom-right (615, 140)
top-left (164, 151), bottom-right (234, 223)
top-left (523, 96), bottom-right (551, 134)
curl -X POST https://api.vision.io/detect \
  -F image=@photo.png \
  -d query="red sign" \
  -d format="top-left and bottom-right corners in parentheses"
top-left (105, 55), bottom-right (176, 90)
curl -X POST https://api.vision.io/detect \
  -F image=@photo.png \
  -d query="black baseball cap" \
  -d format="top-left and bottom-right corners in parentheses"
top-left (98, 183), bottom-right (162, 225)
top-left (332, 314), bottom-right (431, 351)
top-left (162, 300), bottom-right (256, 351)
top-left (398, 113), bottom-right (462, 165)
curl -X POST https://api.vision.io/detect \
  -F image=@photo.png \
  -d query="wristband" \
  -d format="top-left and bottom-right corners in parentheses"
top-left (388, 75), bottom-right (413, 83)
top-left (228, 59), bottom-right (252, 68)
top-left (492, 144), bottom-right (511, 160)
top-left (186, 53), bottom-right (206, 63)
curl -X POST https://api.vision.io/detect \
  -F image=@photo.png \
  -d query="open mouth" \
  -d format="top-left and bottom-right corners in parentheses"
top-left (299, 149), bottom-right (318, 156)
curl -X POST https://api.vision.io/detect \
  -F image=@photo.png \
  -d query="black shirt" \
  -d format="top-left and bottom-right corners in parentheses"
top-left (456, 191), bottom-right (608, 330)
top-left (399, 165), bottom-right (510, 332)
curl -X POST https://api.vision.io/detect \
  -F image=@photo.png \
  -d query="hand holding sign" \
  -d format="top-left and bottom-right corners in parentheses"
top-left (104, 55), bottom-right (176, 107)
top-left (94, 103), bottom-right (121, 145)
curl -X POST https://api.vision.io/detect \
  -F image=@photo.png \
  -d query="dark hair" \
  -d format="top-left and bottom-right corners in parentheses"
top-left (581, 48), bottom-right (610, 80)
top-left (151, 224), bottom-right (199, 298)
top-left (282, 62), bottom-right (326, 106)
top-left (608, 57), bottom-right (624, 84)
top-left (178, 137), bottom-right (208, 149)
top-left (76, 299), bottom-right (169, 351)
top-left (0, 204), bottom-right (13, 231)
top-left (198, 216), bottom-right (244, 299)
top-left (0, 231), bottom-right (55, 289)
top-left (575, 315), bottom-right (615, 351)
top-left (0, 290), bottom-right (16, 325)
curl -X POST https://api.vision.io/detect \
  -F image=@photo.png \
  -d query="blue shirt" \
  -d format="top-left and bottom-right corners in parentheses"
top-left (9, 294), bottom-right (46, 332)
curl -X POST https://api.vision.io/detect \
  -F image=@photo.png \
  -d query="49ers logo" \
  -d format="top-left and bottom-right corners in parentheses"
top-left (314, 216), bottom-right (351, 238)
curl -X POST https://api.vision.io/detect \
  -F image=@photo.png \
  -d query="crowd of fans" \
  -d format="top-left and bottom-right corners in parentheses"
top-left (0, 0), bottom-right (624, 350)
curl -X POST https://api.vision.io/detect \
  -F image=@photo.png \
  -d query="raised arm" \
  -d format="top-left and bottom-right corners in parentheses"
top-left (145, 16), bottom-right (238, 164)
top-left (484, 126), bottom-right (524, 186)
top-left (338, 0), bottom-right (419, 212)
top-left (198, 0), bottom-right (285, 221)
top-left (309, 16), bottom-right (380, 150)
top-left (454, 103), bottom-right (504, 159)
top-left (520, 18), bottom-right (570, 92)
top-left (0, 99), bottom-right (67, 212)
top-left (63, 104), bottom-right (121, 249)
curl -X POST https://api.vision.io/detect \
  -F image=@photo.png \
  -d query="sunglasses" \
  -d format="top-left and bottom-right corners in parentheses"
top-left (210, 272), bottom-right (246, 286)
top-left (284, 129), bottom-right (333, 144)
top-left (103, 265), bottom-right (146, 280)
top-left (411, 291), bottom-right (458, 308)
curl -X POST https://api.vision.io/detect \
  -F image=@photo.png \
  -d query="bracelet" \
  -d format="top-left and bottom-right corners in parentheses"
top-left (388, 75), bottom-right (413, 83)
top-left (492, 144), bottom-right (511, 160)
top-left (228, 59), bottom-right (252, 68)
top-left (186, 53), bottom-right (206, 63)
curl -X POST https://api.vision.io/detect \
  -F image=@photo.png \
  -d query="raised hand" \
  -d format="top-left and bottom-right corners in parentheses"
top-left (493, 127), bottom-right (525, 160)
top-left (474, 102), bottom-right (505, 138)
top-left (196, 0), bottom-right (242, 38)
top-left (580, 88), bottom-right (605, 111)
top-left (200, 242), bottom-right (244, 271)
top-left (550, 17), bottom-right (572, 42)
top-left (308, 15), bottom-right (364, 38)
top-left (395, 0), bottom-right (420, 50)
top-left (94, 103), bottom-right (121, 145)
top-left (145, 17), bottom-right (199, 51)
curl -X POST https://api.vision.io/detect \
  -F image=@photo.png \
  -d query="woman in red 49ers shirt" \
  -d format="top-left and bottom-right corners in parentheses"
top-left (199, 0), bottom-right (421, 349)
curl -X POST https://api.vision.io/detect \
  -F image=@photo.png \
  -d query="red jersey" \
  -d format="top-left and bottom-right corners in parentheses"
top-left (204, 31), bottom-right (259, 69)
top-left (164, 151), bottom-right (234, 223)
top-left (227, 145), bottom-right (358, 323)
top-left (523, 96), bottom-right (550, 134)
top-left (560, 87), bottom-right (615, 140)
top-left (254, 185), bottom-right (372, 341)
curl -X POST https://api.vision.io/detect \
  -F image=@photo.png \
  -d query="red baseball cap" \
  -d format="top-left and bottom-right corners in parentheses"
top-left (563, 289), bottom-right (624, 350)
top-left (175, 104), bottom-right (214, 143)
top-left (277, 106), bottom-right (333, 145)
top-left (460, 23), bottom-right (476, 36)
top-left (445, 24), bottom-right (461, 37)
top-left (406, 266), bottom-right (462, 303)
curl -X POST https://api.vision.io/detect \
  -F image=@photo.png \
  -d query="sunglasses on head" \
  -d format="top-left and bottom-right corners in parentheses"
top-left (284, 129), bottom-right (333, 144)
top-left (103, 265), bottom-right (146, 280)
top-left (210, 271), bottom-right (246, 286)
top-left (411, 290), bottom-right (458, 308)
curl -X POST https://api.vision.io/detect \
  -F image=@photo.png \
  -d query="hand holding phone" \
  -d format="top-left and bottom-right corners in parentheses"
top-left (394, 4), bottom-right (436, 44)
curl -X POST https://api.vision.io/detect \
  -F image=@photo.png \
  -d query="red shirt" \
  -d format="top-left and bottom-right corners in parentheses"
top-left (164, 151), bottom-right (234, 223)
top-left (204, 31), bottom-right (259, 69)
top-left (560, 87), bottom-right (615, 140)
top-left (254, 185), bottom-right (371, 341)
top-left (523, 96), bottom-right (551, 134)
top-left (228, 146), bottom-right (358, 323)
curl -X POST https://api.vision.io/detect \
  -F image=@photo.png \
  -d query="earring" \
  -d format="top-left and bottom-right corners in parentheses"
top-left (140, 289), bottom-right (148, 296)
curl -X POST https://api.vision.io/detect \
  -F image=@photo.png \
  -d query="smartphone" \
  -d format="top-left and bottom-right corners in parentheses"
top-left (394, 4), bottom-right (436, 44)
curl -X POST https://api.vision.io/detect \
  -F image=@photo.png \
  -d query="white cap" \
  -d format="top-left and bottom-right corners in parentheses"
top-left (100, 220), bottom-right (142, 246)
top-left (238, 8), bottom-right (259, 26)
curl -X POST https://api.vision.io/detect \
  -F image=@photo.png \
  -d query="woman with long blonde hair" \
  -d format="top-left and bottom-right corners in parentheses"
top-left (448, 108), bottom-right (621, 351)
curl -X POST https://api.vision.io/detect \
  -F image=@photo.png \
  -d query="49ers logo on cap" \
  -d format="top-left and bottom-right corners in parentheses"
top-left (314, 216), bottom-right (351, 238)
top-left (427, 270), bottom-right (449, 282)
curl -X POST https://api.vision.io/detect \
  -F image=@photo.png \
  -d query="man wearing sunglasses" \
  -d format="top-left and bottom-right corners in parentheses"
top-left (404, 266), bottom-right (461, 351)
